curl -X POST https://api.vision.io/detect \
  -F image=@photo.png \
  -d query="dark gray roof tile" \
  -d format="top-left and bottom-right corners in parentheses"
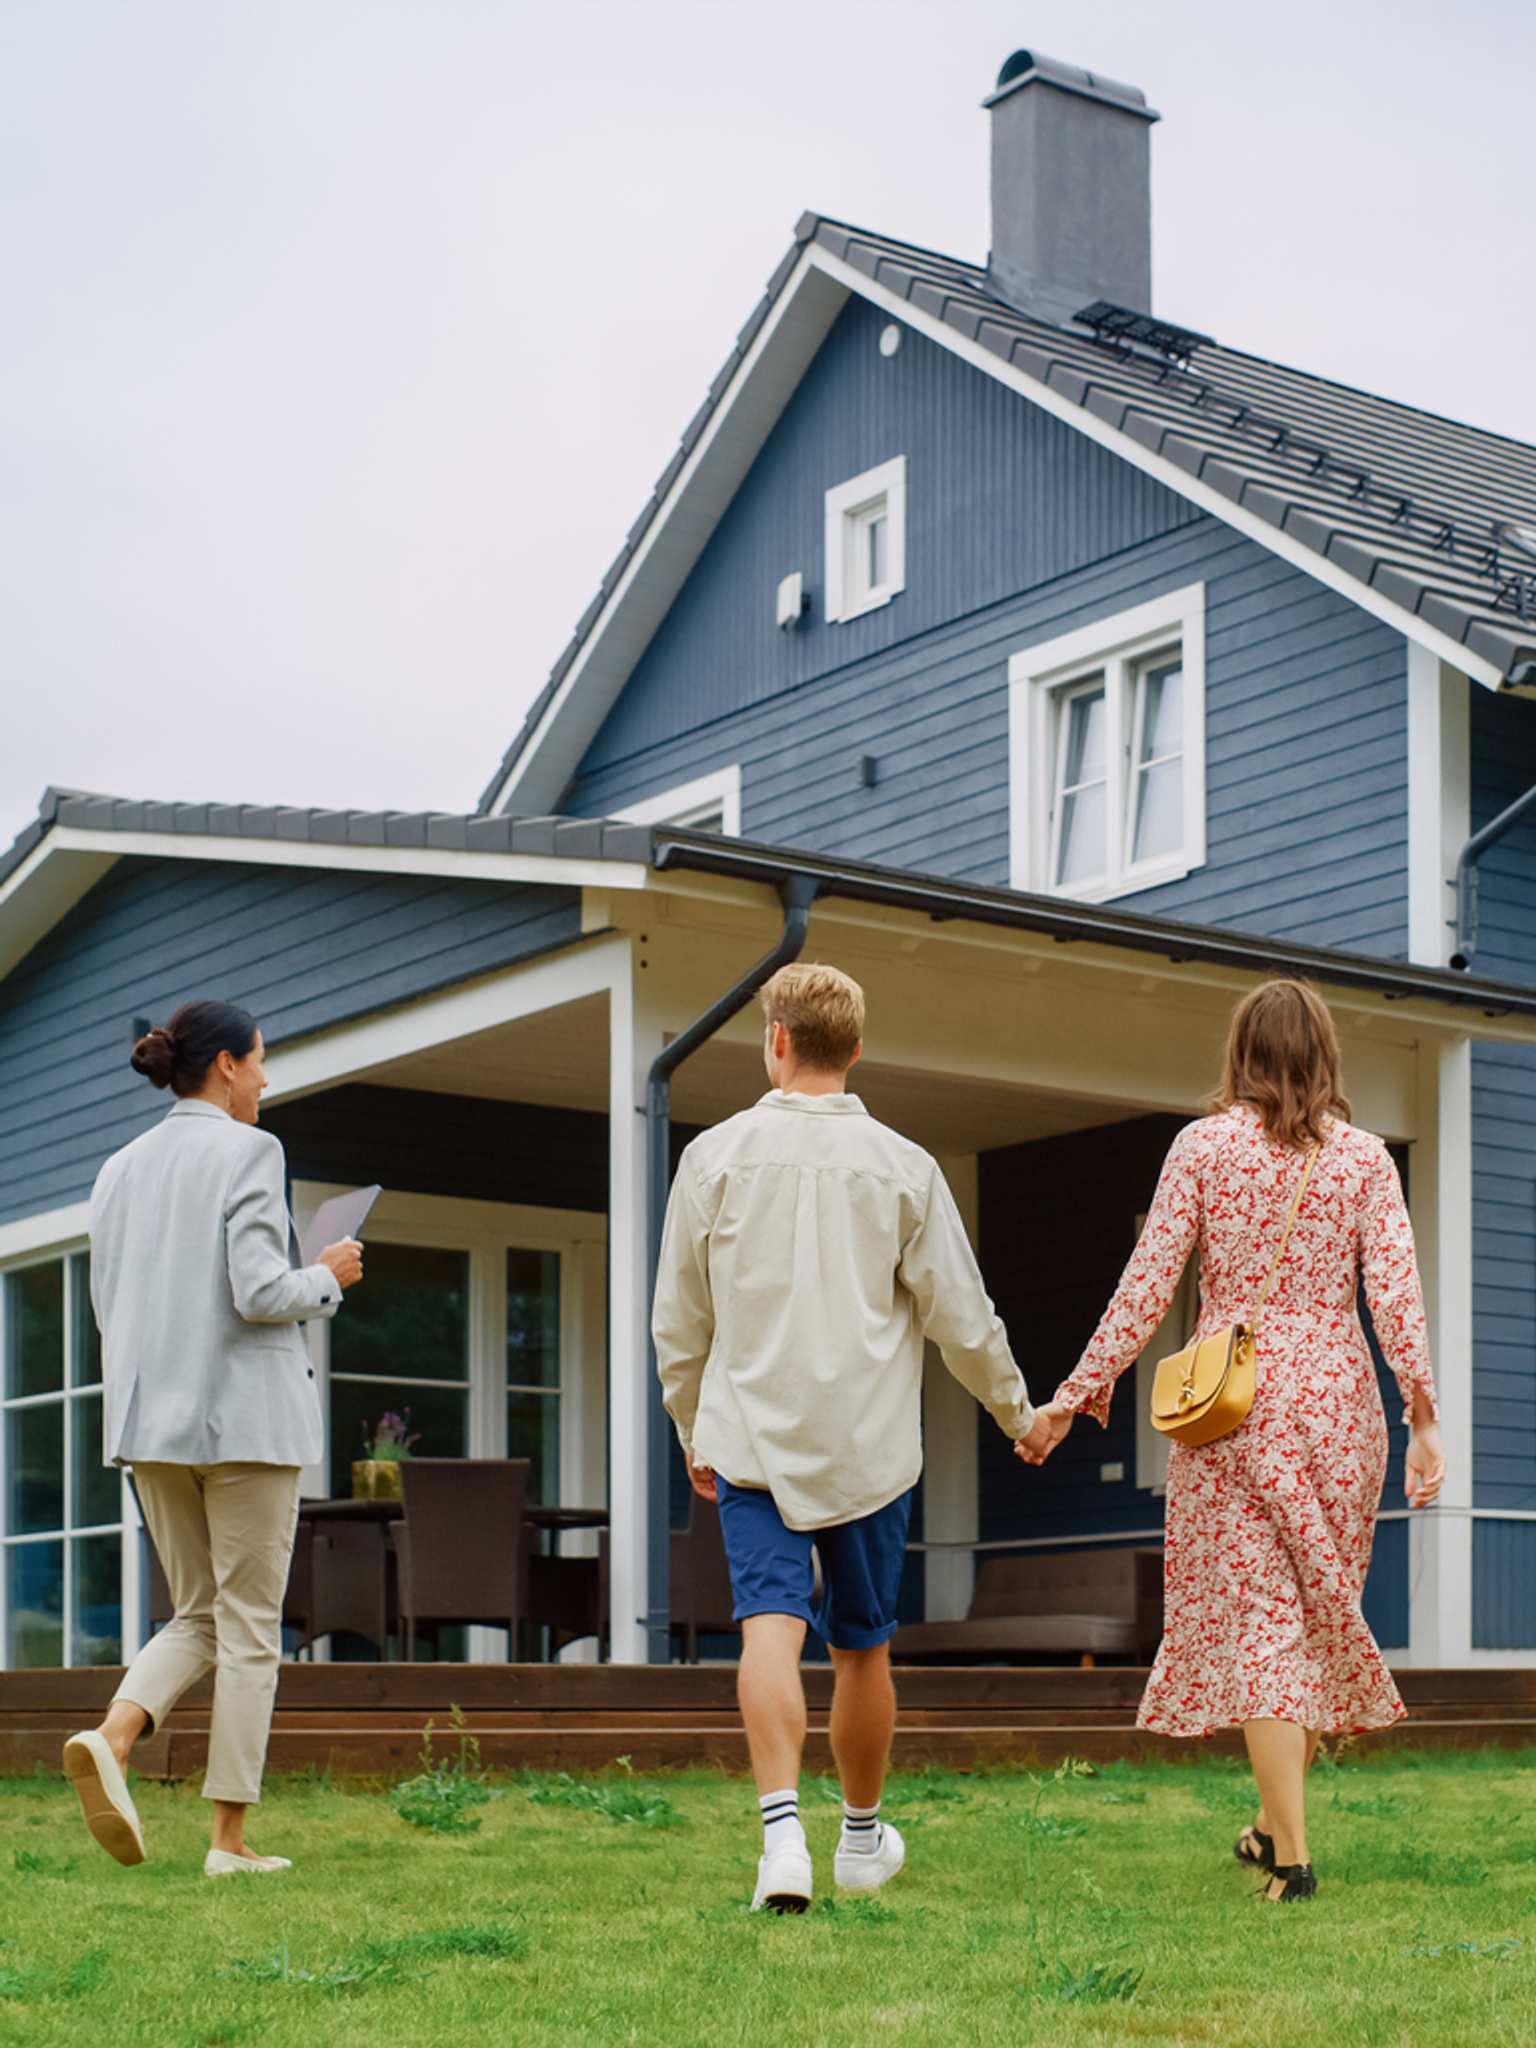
top-left (1371, 563), bottom-right (1427, 612)
top-left (814, 224), bottom-right (852, 262)
top-left (552, 818), bottom-right (605, 859)
top-left (237, 807), bottom-right (279, 838)
top-left (306, 812), bottom-right (351, 845)
top-left (598, 821), bottom-right (655, 864)
top-left (346, 813), bottom-right (388, 847)
top-left (708, 350), bottom-right (743, 404)
top-left (384, 813), bottom-right (429, 848)
top-left (85, 799), bottom-right (119, 830)
top-left (510, 817), bottom-right (560, 856)
top-left (1045, 364), bottom-right (1090, 406)
top-left (1202, 459), bottom-right (1247, 504)
top-left (907, 280), bottom-right (949, 321)
top-left (1325, 534), bottom-right (1380, 582)
top-left (113, 802), bottom-right (147, 832)
top-left (942, 301), bottom-right (982, 341)
top-left (1083, 387), bottom-right (1129, 431)
top-left (206, 805), bottom-right (245, 836)
top-left (426, 814), bottom-right (469, 850)
top-left (173, 805), bottom-right (209, 834)
top-left (1117, 409), bottom-right (1166, 455)
top-left (1161, 434), bottom-right (1205, 479)
top-left (464, 815), bottom-right (513, 851)
top-left (1467, 619), bottom-right (1530, 668)
top-left (1418, 591), bottom-right (1475, 640)
top-left (274, 809), bottom-right (314, 841)
top-left (1281, 507), bottom-right (1334, 555)
top-left (144, 802), bottom-right (178, 833)
top-left (736, 296), bottom-right (770, 354)
top-left (1238, 482), bottom-right (1289, 528)
top-left (876, 261), bottom-right (918, 299)
top-left (57, 797), bottom-right (95, 828)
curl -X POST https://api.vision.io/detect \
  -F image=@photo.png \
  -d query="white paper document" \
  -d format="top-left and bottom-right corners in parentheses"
top-left (299, 1185), bottom-right (382, 1266)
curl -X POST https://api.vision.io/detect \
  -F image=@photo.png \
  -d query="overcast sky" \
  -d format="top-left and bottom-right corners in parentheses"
top-left (3, 0), bottom-right (1533, 855)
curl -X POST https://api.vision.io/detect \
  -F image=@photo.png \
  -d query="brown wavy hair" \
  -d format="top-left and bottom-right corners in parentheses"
top-left (1213, 979), bottom-right (1350, 1149)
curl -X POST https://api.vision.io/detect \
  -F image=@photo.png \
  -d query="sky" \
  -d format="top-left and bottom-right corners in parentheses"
top-left (3, 0), bottom-right (1534, 855)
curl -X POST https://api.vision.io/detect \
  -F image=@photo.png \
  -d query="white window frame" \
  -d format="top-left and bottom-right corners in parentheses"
top-left (824, 455), bottom-right (907, 622)
top-left (1008, 584), bottom-right (1206, 902)
top-left (615, 764), bottom-right (741, 837)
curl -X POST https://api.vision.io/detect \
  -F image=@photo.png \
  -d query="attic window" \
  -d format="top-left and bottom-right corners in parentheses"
top-left (824, 457), bottom-right (906, 623)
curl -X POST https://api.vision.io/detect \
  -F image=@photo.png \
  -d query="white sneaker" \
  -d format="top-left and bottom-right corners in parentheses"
top-left (63, 1730), bottom-right (145, 1867)
top-left (204, 1848), bottom-right (293, 1877)
top-left (834, 1821), bottom-right (905, 1891)
top-left (750, 1839), bottom-right (812, 1913)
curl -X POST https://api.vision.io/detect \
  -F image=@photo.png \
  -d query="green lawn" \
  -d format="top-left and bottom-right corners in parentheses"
top-left (3, 1741), bottom-right (1535, 2046)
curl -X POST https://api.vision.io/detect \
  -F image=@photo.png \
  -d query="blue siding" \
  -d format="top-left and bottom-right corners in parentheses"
top-left (1473, 1519), bottom-right (1536, 1650)
top-left (0, 857), bottom-right (582, 1228)
top-left (1471, 1042), bottom-right (1536, 1514)
top-left (1468, 686), bottom-right (1536, 988)
top-left (1361, 1517), bottom-right (1409, 1651)
top-left (571, 295), bottom-right (1409, 959)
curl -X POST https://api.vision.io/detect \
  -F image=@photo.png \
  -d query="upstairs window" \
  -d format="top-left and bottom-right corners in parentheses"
top-left (616, 765), bottom-right (741, 837)
top-left (1010, 586), bottom-right (1206, 901)
top-left (824, 456), bottom-right (906, 622)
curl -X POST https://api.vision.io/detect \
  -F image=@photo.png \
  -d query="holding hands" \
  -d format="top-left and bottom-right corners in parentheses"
top-left (1015, 1401), bottom-right (1074, 1467)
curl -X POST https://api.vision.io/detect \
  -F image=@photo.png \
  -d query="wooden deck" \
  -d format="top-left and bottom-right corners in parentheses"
top-left (4, 1663), bottom-right (1535, 1777)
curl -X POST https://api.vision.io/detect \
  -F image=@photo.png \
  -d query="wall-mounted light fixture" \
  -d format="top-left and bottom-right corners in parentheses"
top-left (858, 755), bottom-right (878, 788)
top-left (777, 571), bottom-right (810, 629)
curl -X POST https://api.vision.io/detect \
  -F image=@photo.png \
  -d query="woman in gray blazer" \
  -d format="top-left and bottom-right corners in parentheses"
top-left (64, 999), bottom-right (363, 1877)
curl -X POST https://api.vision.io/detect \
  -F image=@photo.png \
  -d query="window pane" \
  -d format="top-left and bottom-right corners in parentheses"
top-left (70, 1533), bottom-right (122, 1666)
top-left (71, 1257), bottom-right (102, 1387)
top-left (1055, 688), bottom-right (1107, 884)
top-left (6, 1541), bottom-right (63, 1668)
top-left (867, 512), bottom-right (888, 590)
top-left (507, 1250), bottom-right (560, 1391)
top-left (5, 1263), bottom-right (65, 1399)
top-left (508, 1391), bottom-right (560, 1508)
top-left (8, 1402), bottom-right (64, 1536)
top-left (329, 1244), bottom-right (469, 1383)
top-left (72, 1393), bottom-right (120, 1530)
top-left (1132, 659), bottom-right (1184, 864)
top-left (329, 1379), bottom-right (467, 1500)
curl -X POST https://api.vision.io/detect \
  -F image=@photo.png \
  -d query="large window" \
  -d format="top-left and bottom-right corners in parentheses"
top-left (2, 1254), bottom-right (122, 1669)
top-left (327, 1244), bottom-right (470, 1498)
top-left (1009, 586), bottom-right (1206, 902)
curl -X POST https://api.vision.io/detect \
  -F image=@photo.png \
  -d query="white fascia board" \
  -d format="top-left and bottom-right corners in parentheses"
top-left (0, 843), bottom-right (119, 984)
top-left (488, 253), bottom-right (852, 817)
top-left (0, 1202), bottom-right (91, 1266)
top-left (805, 247), bottom-right (1505, 692)
top-left (260, 930), bottom-right (634, 1105)
top-left (0, 826), bottom-right (649, 987)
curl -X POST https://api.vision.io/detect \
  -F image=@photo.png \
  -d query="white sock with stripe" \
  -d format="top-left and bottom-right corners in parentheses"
top-left (759, 1788), bottom-right (805, 1855)
top-left (839, 1798), bottom-right (881, 1854)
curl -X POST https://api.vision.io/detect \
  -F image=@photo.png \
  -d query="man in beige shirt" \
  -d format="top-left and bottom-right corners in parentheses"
top-left (654, 963), bottom-right (1041, 1913)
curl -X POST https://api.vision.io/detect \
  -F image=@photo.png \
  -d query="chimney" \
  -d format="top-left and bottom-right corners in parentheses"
top-left (984, 50), bottom-right (1159, 326)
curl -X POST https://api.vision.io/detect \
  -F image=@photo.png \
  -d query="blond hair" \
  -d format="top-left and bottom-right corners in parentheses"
top-left (1213, 978), bottom-right (1350, 1149)
top-left (759, 963), bottom-right (865, 1072)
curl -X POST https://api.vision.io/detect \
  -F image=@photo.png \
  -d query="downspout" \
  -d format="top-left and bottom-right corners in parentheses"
top-left (1450, 781), bottom-right (1536, 971)
top-left (642, 873), bottom-right (819, 1663)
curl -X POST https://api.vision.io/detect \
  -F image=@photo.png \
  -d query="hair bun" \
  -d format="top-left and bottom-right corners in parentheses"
top-left (130, 1024), bottom-right (178, 1090)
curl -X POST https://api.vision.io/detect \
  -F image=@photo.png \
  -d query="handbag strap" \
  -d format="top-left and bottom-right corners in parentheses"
top-left (1245, 1134), bottom-right (1325, 1335)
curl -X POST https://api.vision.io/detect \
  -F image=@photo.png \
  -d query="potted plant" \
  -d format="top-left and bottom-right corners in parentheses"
top-left (353, 1410), bottom-right (420, 1499)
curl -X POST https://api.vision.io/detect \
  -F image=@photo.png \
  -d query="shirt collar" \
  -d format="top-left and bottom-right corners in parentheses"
top-left (758, 1090), bottom-right (868, 1115)
top-left (166, 1099), bottom-right (233, 1122)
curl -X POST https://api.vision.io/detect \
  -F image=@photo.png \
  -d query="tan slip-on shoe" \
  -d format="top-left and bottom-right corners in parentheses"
top-left (204, 1848), bottom-right (293, 1877)
top-left (62, 1729), bottom-right (146, 1866)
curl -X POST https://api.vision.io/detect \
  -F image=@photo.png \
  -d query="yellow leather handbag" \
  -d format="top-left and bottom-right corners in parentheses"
top-left (1149, 1140), bottom-right (1323, 1448)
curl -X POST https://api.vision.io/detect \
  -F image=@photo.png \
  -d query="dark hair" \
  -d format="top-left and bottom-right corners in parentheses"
top-left (131, 1000), bottom-right (260, 1096)
top-left (1213, 978), bottom-right (1351, 1150)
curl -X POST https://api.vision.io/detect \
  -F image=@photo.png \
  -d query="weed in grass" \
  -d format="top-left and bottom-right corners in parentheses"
top-left (1020, 1811), bottom-right (1088, 1839)
top-left (0, 1943), bottom-right (112, 2001)
top-left (1331, 1788), bottom-right (1423, 1817)
top-left (12, 1847), bottom-right (80, 1881)
top-left (351, 1923), bottom-right (531, 1964)
top-left (1401, 1936), bottom-right (1524, 1961)
top-left (1100, 1788), bottom-right (1149, 1804)
top-left (1369, 1848), bottom-right (1489, 1887)
top-left (388, 1702), bottom-right (494, 1833)
top-left (1026, 1957), bottom-right (1145, 2005)
top-left (218, 1941), bottom-right (421, 1992)
top-left (519, 1756), bottom-right (681, 1828)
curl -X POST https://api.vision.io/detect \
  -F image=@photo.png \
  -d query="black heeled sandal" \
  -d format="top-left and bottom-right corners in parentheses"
top-left (1234, 1826), bottom-right (1275, 1872)
top-left (1258, 1862), bottom-right (1317, 1903)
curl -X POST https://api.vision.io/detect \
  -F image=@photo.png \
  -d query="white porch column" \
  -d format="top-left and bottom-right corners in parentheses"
top-left (1406, 642), bottom-right (1468, 968)
top-left (607, 941), bottom-right (663, 1664)
top-left (923, 1153), bottom-right (981, 1620)
top-left (1407, 1034), bottom-right (1474, 1663)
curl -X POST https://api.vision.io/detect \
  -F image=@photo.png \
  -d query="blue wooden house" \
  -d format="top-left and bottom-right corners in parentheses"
top-left (3, 50), bottom-right (1535, 1675)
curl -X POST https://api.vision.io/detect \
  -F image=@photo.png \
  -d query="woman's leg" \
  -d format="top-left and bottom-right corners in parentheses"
top-left (1243, 1718), bottom-right (1312, 1890)
top-left (201, 1465), bottom-right (301, 1858)
top-left (106, 1464), bottom-right (220, 1758)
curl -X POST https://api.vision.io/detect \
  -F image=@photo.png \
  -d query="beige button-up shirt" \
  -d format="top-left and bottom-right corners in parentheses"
top-left (653, 1090), bottom-right (1033, 1531)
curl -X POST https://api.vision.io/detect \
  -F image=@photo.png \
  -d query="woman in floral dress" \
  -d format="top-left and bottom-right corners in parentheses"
top-left (1020, 980), bottom-right (1445, 1903)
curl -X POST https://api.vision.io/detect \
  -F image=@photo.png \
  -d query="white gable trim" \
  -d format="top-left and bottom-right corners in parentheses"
top-left (489, 242), bottom-right (1502, 821)
top-left (486, 251), bottom-right (852, 817)
top-left (805, 247), bottom-right (1503, 690)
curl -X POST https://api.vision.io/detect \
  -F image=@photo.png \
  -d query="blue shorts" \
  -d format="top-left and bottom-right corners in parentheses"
top-left (715, 1477), bottom-right (913, 1651)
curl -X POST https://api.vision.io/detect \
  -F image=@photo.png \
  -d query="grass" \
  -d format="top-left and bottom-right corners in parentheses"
top-left (2, 1745), bottom-right (1535, 2045)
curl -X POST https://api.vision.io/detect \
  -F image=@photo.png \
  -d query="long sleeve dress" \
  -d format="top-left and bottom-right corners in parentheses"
top-left (1054, 1104), bottom-right (1438, 1738)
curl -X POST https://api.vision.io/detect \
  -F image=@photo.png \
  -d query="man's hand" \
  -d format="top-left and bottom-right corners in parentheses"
top-left (1014, 1401), bottom-right (1074, 1467)
top-left (686, 1452), bottom-right (718, 1503)
top-left (318, 1238), bottom-right (364, 1289)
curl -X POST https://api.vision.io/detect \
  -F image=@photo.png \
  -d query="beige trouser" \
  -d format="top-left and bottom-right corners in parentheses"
top-left (115, 1461), bottom-right (301, 1805)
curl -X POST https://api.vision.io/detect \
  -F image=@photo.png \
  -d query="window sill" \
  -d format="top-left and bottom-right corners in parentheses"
top-left (1040, 857), bottom-right (1198, 905)
top-left (834, 586), bottom-right (898, 624)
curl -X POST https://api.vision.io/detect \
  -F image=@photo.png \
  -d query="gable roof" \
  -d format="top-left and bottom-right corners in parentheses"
top-left (480, 214), bottom-right (1536, 819)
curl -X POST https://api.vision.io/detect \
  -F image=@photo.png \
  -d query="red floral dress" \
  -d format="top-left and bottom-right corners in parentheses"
top-left (1055, 1105), bottom-right (1438, 1738)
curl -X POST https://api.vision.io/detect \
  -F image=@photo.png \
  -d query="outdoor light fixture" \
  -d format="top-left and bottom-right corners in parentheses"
top-left (777, 571), bottom-right (810, 628)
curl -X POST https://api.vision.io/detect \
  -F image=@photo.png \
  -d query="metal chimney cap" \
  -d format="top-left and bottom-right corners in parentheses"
top-left (984, 49), bottom-right (1159, 122)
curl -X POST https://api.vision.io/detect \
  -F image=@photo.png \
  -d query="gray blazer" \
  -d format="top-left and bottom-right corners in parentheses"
top-left (90, 1099), bottom-right (338, 1467)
